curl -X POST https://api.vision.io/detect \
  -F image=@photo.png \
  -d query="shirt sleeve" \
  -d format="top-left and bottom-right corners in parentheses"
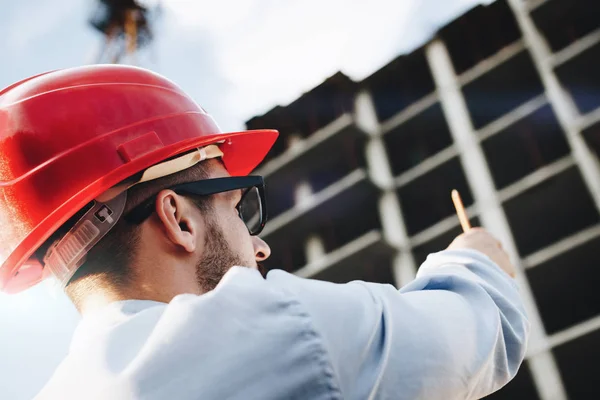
top-left (265, 249), bottom-right (530, 400)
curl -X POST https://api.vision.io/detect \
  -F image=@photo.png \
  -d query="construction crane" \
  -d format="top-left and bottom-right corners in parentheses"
top-left (88, 0), bottom-right (162, 65)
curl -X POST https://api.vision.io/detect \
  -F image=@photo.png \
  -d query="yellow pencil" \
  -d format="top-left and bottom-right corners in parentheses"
top-left (451, 189), bottom-right (471, 232)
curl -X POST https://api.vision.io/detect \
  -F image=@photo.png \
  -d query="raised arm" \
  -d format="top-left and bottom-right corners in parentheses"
top-left (267, 229), bottom-right (529, 399)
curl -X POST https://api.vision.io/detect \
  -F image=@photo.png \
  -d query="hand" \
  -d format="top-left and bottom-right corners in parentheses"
top-left (447, 228), bottom-right (516, 278)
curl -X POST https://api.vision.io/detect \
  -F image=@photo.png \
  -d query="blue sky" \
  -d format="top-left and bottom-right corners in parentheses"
top-left (0, 0), bottom-right (492, 398)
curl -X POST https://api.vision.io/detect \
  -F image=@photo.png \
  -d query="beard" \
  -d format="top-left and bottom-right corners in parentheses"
top-left (195, 219), bottom-right (246, 293)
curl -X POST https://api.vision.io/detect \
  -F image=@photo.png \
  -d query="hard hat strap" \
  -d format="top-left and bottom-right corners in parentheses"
top-left (43, 192), bottom-right (127, 288)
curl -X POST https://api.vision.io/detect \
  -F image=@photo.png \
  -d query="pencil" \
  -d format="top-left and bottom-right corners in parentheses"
top-left (451, 189), bottom-right (471, 232)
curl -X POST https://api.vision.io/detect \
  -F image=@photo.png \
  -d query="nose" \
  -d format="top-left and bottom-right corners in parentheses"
top-left (252, 236), bottom-right (271, 262)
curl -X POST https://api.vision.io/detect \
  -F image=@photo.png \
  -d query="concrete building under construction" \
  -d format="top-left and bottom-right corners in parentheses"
top-left (246, 0), bottom-right (600, 399)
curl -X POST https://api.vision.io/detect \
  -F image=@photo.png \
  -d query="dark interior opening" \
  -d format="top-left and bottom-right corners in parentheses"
top-left (246, 73), bottom-right (357, 164)
top-left (313, 248), bottom-right (396, 286)
top-left (318, 198), bottom-right (381, 254)
top-left (364, 48), bottom-right (436, 123)
top-left (438, 0), bottom-right (522, 75)
top-left (555, 40), bottom-right (600, 114)
top-left (554, 327), bottom-right (600, 399)
top-left (384, 102), bottom-right (454, 176)
top-left (531, 0), bottom-right (600, 53)
top-left (462, 50), bottom-right (545, 129)
top-left (482, 104), bottom-right (570, 189)
top-left (265, 128), bottom-right (367, 220)
top-left (582, 119), bottom-right (600, 161)
top-left (398, 157), bottom-right (474, 236)
top-left (503, 166), bottom-right (600, 256)
top-left (261, 239), bottom-right (307, 274)
top-left (527, 235), bottom-right (600, 334)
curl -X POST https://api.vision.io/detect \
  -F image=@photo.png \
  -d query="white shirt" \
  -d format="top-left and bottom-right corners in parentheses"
top-left (35, 249), bottom-right (529, 399)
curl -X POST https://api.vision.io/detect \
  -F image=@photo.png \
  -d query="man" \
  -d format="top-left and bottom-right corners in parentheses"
top-left (0, 65), bottom-right (528, 400)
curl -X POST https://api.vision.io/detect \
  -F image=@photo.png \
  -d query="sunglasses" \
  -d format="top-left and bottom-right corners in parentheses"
top-left (124, 176), bottom-right (268, 235)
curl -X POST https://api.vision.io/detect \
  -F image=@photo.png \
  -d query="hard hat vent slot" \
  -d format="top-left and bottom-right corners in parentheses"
top-left (56, 221), bottom-right (100, 267)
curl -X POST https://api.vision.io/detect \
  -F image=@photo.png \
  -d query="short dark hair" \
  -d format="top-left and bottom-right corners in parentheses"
top-left (36, 159), bottom-right (218, 307)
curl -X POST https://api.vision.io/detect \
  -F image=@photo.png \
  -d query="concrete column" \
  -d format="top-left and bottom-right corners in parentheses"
top-left (354, 90), bottom-right (417, 287)
top-left (354, 91), bottom-right (381, 136)
top-left (294, 180), bottom-right (313, 209)
top-left (426, 38), bottom-right (567, 400)
top-left (294, 180), bottom-right (325, 267)
top-left (528, 352), bottom-right (570, 400)
top-left (364, 138), bottom-right (394, 190)
top-left (287, 134), bottom-right (306, 159)
top-left (305, 234), bottom-right (326, 264)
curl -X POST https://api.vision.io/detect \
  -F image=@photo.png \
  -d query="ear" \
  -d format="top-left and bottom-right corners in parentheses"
top-left (154, 190), bottom-right (200, 253)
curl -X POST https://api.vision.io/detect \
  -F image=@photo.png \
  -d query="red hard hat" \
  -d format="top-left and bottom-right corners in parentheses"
top-left (0, 64), bottom-right (278, 294)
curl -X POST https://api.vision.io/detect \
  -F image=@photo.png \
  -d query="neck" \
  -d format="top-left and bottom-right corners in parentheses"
top-left (75, 261), bottom-right (201, 316)
top-left (78, 290), bottom-right (124, 315)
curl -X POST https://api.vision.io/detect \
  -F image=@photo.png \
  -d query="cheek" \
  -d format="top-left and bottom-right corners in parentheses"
top-left (221, 207), bottom-right (256, 259)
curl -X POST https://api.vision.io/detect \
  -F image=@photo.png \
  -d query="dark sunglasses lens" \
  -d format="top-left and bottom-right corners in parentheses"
top-left (238, 187), bottom-right (262, 234)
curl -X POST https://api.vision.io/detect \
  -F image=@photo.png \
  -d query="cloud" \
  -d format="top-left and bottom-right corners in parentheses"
top-left (5, 0), bottom-right (82, 51)
top-left (162, 0), bottom-right (421, 125)
top-left (163, 0), bottom-right (259, 32)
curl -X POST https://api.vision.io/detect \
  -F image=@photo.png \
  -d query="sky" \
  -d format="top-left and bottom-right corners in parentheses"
top-left (0, 0), bottom-right (493, 398)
